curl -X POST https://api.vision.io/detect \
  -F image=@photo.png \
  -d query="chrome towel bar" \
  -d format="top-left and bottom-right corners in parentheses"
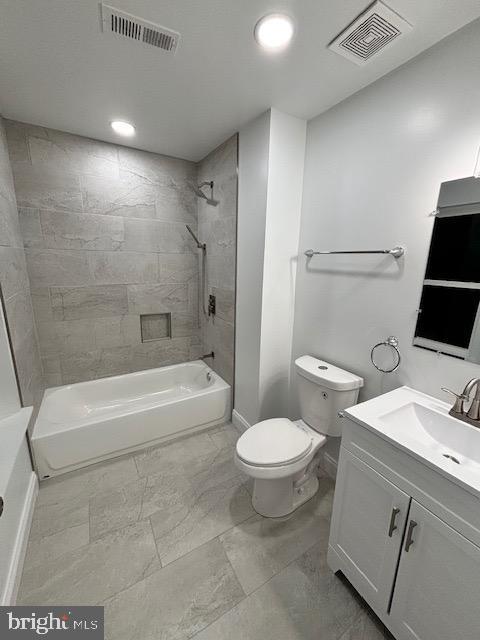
top-left (304, 246), bottom-right (404, 259)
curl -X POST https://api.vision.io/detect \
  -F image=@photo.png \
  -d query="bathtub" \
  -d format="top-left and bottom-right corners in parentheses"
top-left (32, 360), bottom-right (231, 479)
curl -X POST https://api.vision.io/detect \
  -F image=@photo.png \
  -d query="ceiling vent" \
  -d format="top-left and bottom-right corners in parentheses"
top-left (99, 3), bottom-right (180, 54)
top-left (328, 1), bottom-right (412, 65)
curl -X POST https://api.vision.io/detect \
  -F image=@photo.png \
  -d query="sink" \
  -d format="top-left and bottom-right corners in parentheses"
top-left (345, 386), bottom-right (480, 497)
top-left (379, 402), bottom-right (480, 467)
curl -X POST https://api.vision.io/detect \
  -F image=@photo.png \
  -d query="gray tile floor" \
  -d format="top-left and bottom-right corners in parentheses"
top-left (19, 422), bottom-right (392, 640)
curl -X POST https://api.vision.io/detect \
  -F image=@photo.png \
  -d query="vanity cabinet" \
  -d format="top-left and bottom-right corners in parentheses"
top-left (328, 448), bottom-right (410, 613)
top-left (389, 500), bottom-right (480, 640)
top-left (328, 419), bottom-right (480, 640)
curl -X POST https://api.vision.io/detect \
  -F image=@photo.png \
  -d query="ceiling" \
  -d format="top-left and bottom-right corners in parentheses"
top-left (1, 0), bottom-right (479, 161)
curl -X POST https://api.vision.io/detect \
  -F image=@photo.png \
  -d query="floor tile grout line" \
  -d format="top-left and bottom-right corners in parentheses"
top-left (188, 520), bottom-right (341, 640)
top-left (148, 516), bottom-right (163, 568)
top-left (22, 486), bottom-right (347, 635)
top-left (159, 504), bottom-right (256, 569)
top-left (188, 537), bottom-right (314, 639)
top-left (20, 426), bottom-right (243, 606)
top-left (220, 514), bottom-right (334, 600)
top-left (87, 499), bottom-right (91, 545)
top-left (132, 452), bottom-right (141, 475)
top-left (21, 529), bottom-right (92, 580)
top-left (97, 529), bottom-right (246, 610)
top-left (154, 474), bottom-right (253, 567)
top-left (32, 470), bottom-right (319, 588)
top-left (92, 470), bottom-right (252, 605)
top-left (29, 516), bottom-right (82, 542)
top-left (38, 447), bottom-right (240, 550)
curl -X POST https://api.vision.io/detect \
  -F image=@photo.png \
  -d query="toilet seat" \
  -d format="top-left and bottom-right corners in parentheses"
top-left (236, 418), bottom-right (313, 467)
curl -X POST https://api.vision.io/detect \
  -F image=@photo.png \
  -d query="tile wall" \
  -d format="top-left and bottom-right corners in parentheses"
top-left (0, 117), bottom-right (43, 405)
top-left (197, 135), bottom-right (238, 386)
top-left (6, 121), bottom-right (201, 385)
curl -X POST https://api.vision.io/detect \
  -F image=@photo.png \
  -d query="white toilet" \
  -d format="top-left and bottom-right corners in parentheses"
top-left (235, 355), bottom-right (363, 517)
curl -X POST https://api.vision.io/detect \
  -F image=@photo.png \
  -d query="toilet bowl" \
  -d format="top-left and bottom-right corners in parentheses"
top-left (235, 356), bottom-right (363, 517)
top-left (235, 417), bottom-right (327, 517)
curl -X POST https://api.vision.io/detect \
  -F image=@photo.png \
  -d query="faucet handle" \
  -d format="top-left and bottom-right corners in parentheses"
top-left (441, 387), bottom-right (467, 414)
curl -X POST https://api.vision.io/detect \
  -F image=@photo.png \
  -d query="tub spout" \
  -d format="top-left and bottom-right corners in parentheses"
top-left (200, 352), bottom-right (215, 360)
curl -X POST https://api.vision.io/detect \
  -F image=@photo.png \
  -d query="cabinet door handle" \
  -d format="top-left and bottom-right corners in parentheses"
top-left (388, 507), bottom-right (400, 537)
top-left (405, 520), bottom-right (417, 552)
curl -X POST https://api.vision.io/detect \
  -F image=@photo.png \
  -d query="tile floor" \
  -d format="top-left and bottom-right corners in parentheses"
top-left (19, 422), bottom-right (392, 640)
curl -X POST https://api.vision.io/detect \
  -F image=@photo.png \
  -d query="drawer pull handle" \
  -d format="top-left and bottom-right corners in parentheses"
top-left (388, 507), bottom-right (400, 537)
top-left (405, 520), bottom-right (417, 552)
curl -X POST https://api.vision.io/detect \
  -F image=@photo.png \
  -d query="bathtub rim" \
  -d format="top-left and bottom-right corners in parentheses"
top-left (31, 360), bottom-right (232, 478)
top-left (33, 360), bottom-right (229, 438)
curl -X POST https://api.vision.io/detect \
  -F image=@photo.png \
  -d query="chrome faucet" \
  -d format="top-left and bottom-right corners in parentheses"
top-left (442, 378), bottom-right (480, 426)
top-left (200, 352), bottom-right (214, 361)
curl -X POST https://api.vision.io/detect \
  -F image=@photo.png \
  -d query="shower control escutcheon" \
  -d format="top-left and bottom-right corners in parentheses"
top-left (208, 294), bottom-right (216, 316)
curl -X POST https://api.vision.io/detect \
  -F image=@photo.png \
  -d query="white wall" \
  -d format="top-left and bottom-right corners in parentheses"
top-left (292, 19), bottom-right (480, 435)
top-left (235, 109), bottom-right (306, 427)
top-left (0, 291), bottom-right (35, 605)
top-left (235, 111), bottom-right (271, 426)
top-left (259, 109), bottom-right (306, 419)
top-left (0, 434), bottom-right (34, 604)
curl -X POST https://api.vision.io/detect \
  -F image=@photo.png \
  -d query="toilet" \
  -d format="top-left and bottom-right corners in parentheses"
top-left (235, 355), bottom-right (363, 517)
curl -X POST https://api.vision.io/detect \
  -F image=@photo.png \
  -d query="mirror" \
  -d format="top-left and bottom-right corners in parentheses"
top-left (414, 176), bottom-right (480, 363)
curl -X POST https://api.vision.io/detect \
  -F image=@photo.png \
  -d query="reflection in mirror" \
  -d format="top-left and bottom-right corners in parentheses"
top-left (414, 177), bottom-right (480, 363)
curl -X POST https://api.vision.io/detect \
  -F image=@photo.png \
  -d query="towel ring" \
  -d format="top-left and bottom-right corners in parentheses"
top-left (371, 336), bottom-right (401, 373)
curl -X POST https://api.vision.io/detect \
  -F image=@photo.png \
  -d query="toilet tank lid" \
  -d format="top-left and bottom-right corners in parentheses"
top-left (295, 356), bottom-right (363, 391)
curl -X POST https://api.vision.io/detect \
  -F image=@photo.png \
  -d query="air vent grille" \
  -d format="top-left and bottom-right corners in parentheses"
top-left (100, 3), bottom-right (179, 54)
top-left (142, 27), bottom-right (176, 51)
top-left (328, 1), bottom-right (411, 65)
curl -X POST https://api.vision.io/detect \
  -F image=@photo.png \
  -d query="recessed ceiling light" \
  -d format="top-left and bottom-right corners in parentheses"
top-left (254, 14), bottom-right (294, 51)
top-left (110, 120), bottom-right (135, 136)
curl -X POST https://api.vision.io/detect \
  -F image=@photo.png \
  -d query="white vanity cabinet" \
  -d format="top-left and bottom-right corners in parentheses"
top-left (328, 415), bottom-right (480, 640)
top-left (328, 448), bottom-right (410, 613)
top-left (390, 500), bottom-right (480, 640)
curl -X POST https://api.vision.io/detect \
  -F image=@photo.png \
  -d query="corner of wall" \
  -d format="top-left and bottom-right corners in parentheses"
top-left (258, 109), bottom-right (307, 420)
top-left (235, 109), bottom-right (307, 424)
top-left (0, 116), bottom-right (44, 410)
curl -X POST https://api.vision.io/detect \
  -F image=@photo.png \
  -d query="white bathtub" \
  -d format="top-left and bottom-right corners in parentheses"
top-left (32, 360), bottom-right (231, 479)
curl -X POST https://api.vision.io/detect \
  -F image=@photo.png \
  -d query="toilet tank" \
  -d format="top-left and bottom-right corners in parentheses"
top-left (295, 356), bottom-right (363, 437)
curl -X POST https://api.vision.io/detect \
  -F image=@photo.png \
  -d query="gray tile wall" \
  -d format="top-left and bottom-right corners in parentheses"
top-left (197, 135), bottom-right (238, 386)
top-left (0, 117), bottom-right (43, 405)
top-left (6, 120), bottom-right (201, 385)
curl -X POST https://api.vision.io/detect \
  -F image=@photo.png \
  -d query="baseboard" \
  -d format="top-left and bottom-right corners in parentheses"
top-left (232, 409), bottom-right (251, 432)
top-left (2, 472), bottom-right (38, 605)
top-left (323, 452), bottom-right (338, 481)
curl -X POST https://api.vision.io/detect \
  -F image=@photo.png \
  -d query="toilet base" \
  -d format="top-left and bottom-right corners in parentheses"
top-left (252, 472), bottom-right (320, 518)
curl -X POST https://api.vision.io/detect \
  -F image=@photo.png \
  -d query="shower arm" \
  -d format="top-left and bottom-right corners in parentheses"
top-left (185, 225), bottom-right (206, 252)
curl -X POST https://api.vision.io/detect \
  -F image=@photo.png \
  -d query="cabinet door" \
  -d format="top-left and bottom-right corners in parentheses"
top-left (390, 500), bottom-right (480, 640)
top-left (328, 447), bottom-right (411, 613)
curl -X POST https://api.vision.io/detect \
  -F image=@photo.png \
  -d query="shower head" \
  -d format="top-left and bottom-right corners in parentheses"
top-left (192, 181), bottom-right (213, 198)
top-left (190, 180), bottom-right (219, 206)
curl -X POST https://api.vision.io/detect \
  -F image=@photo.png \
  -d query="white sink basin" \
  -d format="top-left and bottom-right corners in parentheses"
top-left (346, 386), bottom-right (480, 497)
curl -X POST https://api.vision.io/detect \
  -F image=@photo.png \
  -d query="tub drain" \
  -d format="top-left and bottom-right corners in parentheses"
top-left (442, 454), bottom-right (460, 465)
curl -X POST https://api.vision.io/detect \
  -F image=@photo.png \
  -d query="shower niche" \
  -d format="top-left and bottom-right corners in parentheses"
top-left (140, 313), bottom-right (172, 342)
